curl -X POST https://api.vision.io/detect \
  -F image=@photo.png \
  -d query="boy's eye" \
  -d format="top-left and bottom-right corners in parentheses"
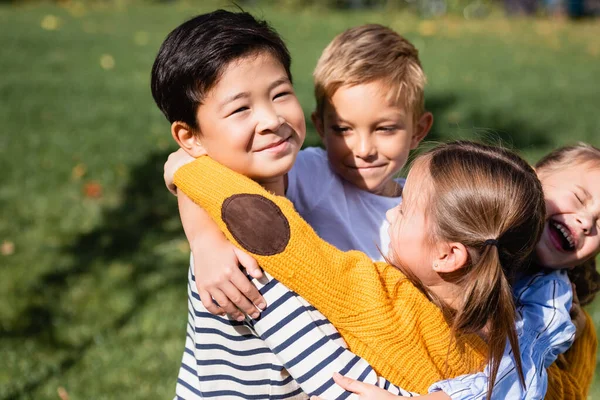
top-left (273, 91), bottom-right (290, 100)
top-left (376, 126), bottom-right (398, 133)
top-left (574, 192), bottom-right (584, 204)
top-left (230, 106), bottom-right (249, 115)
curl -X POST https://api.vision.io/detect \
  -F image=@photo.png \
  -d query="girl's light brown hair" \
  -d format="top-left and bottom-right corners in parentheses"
top-left (406, 141), bottom-right (546, 398)
top-left (535, 142), bottom-right (600, 174)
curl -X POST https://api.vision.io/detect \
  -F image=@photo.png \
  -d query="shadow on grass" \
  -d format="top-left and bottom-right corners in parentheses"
top-left (1, 150), bottom-right (186, 399)
top-left (427, 93), bottom-right (552, 149)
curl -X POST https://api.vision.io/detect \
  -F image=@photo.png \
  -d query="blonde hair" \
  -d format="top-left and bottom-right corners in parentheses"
top-left (397, 141), bottom-right (546, 398)
top-left (313, 24), bottom-right (426, 122)
top-left (535, 142), bottom-right (600, 174)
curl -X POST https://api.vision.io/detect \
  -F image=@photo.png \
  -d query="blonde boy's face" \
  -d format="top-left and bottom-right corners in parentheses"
top-left (536, 163), bottom-right (600, 269)
top-left (313, 80), bottom-right (431, 197)
top-left (195, 52), bottom-right (305, 185)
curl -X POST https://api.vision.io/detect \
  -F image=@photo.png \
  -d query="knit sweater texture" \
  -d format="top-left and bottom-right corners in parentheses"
top-left (547, 309), bottom-right (597, 400)
top-left (174, 156), bottom-right (596, 397)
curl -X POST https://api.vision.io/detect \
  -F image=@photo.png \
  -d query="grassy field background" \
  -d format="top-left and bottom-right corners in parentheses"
top-left (1, 1), bottom-right (599, 398)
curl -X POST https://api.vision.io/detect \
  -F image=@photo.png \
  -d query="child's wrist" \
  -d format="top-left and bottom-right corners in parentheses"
top-left (189, 231), bottom-right (228, 254)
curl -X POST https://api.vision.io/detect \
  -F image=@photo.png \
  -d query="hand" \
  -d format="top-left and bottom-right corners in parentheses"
top-left (319, 373), bottom-right (408, 400)
top-left (191, 236), bottom-right (265, 321)
top-left (313, 373), bottom-right (450, 400)
top-left (164, 148), bottom-right (198, 195)
top-left (570, 282), bottom-right (587, 341)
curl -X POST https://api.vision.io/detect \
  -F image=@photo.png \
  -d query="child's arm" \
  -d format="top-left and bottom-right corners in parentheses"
top-left (177, 193), bottom-right (265, 320)
top-left (174, 156), bottom-right (397, 333)
top-left (165, 150), bottom-right (266, 319)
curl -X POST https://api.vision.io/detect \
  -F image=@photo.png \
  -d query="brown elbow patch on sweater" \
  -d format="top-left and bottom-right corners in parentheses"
top-left (221, 194), bottom-right (290, 256)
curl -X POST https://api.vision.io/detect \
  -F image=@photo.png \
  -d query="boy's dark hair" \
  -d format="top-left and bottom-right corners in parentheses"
top-left (151, 10), bottom-right (292, 130)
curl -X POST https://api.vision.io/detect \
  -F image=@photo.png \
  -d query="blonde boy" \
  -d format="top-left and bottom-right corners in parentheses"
top-left (288, 24), bottom-right (432, 261)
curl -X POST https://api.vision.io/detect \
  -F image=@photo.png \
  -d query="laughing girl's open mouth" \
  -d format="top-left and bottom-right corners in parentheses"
top-left (548, 220), bottom-right (576, 251)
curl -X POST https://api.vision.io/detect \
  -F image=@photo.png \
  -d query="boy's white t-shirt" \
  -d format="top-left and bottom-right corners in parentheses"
top-left (286, 147), bottom-right (404, 261)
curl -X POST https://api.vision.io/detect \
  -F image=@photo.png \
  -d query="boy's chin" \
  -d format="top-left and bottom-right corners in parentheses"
top-left (253, 163), bottom-right (295, 181)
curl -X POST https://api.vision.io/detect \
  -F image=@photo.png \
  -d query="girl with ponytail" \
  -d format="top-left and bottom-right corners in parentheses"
top-left (173, 141), bottom-right (577, 399)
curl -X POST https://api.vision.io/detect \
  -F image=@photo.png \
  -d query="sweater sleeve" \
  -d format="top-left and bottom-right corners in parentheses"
top-left (174, 157), bottom-right (398, 332)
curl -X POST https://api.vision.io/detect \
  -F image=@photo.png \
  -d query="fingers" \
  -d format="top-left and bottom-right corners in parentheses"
top-left (221, 281), bottom-right (261, 320)
top-left (233, 247), bottom-right (266, 309)
top-left (167, 182), bottom-right (178, 196)
top-left (229, 268), bottom-right (265, 314)
top-left (234, 247), bottom-right (263, 279)
top-left (199, 289), bottom-right (225, 316)
top-left (210, 287), bottom-right (245, 321)
top-left (332, 372), bottom-right (368, 394)
top-left (163, 165), bottom-right (179, 196)
top-left (164, 151), bottom-right (180, 195)
top-left (164, 149), bottom-right (195, 195)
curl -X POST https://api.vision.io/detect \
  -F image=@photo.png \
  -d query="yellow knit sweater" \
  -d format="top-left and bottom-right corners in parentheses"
top-left (546, 310), bottom-right (597, 400)
top-left (174, 156), bottom-right (596, 396)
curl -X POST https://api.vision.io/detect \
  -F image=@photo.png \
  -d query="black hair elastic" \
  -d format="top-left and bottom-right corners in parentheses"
top-left (483, 239), bottom-right (499, 247)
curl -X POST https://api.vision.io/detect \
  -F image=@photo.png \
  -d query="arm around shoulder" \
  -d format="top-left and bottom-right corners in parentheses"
top-left (173, 156), bottom-right (397, 330)
top-left (178, 189), bottom-right (265, 319)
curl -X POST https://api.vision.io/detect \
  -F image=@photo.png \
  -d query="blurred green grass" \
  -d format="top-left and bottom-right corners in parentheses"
top-left (0, 1), bottom-right (599, 398)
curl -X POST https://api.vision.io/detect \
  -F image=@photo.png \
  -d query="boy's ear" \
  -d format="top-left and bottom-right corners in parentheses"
top-left (432, 241), bottom-right (469, 274)
top-left (171, 121), bottom-right (206, 157)
top-left (311, 112), bottom-right (326, 141)
top-left (411, 111), bottom-right (433, 150)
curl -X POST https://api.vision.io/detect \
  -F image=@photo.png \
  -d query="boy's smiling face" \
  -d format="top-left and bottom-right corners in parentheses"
top-left (193, 52), bottom-right (305, 187)
top-left (536, 163), bottom-right (600, 269)
top-left (313, 80), bottom-right (431, 197)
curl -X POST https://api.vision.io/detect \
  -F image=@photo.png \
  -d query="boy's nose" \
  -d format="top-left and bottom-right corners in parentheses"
top-left (257, 107), bottom-right (283, 133)
top-left (355, 137), bottom-right (376, 159)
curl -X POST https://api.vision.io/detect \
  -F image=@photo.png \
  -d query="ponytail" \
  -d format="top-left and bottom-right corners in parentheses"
top-left (454, 245), bottom-right (525, 399)
top-left (413, 142), bottom-right (545, 399)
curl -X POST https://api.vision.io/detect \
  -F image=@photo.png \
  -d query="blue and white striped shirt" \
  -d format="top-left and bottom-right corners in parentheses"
top-left (175, 262), bottom-right (574, 399)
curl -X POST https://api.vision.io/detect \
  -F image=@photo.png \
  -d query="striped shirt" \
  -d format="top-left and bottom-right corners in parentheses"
top-left (175, 258), bottom-right (412, 400)
top-left (175, 262), bottom-right (573, 399)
